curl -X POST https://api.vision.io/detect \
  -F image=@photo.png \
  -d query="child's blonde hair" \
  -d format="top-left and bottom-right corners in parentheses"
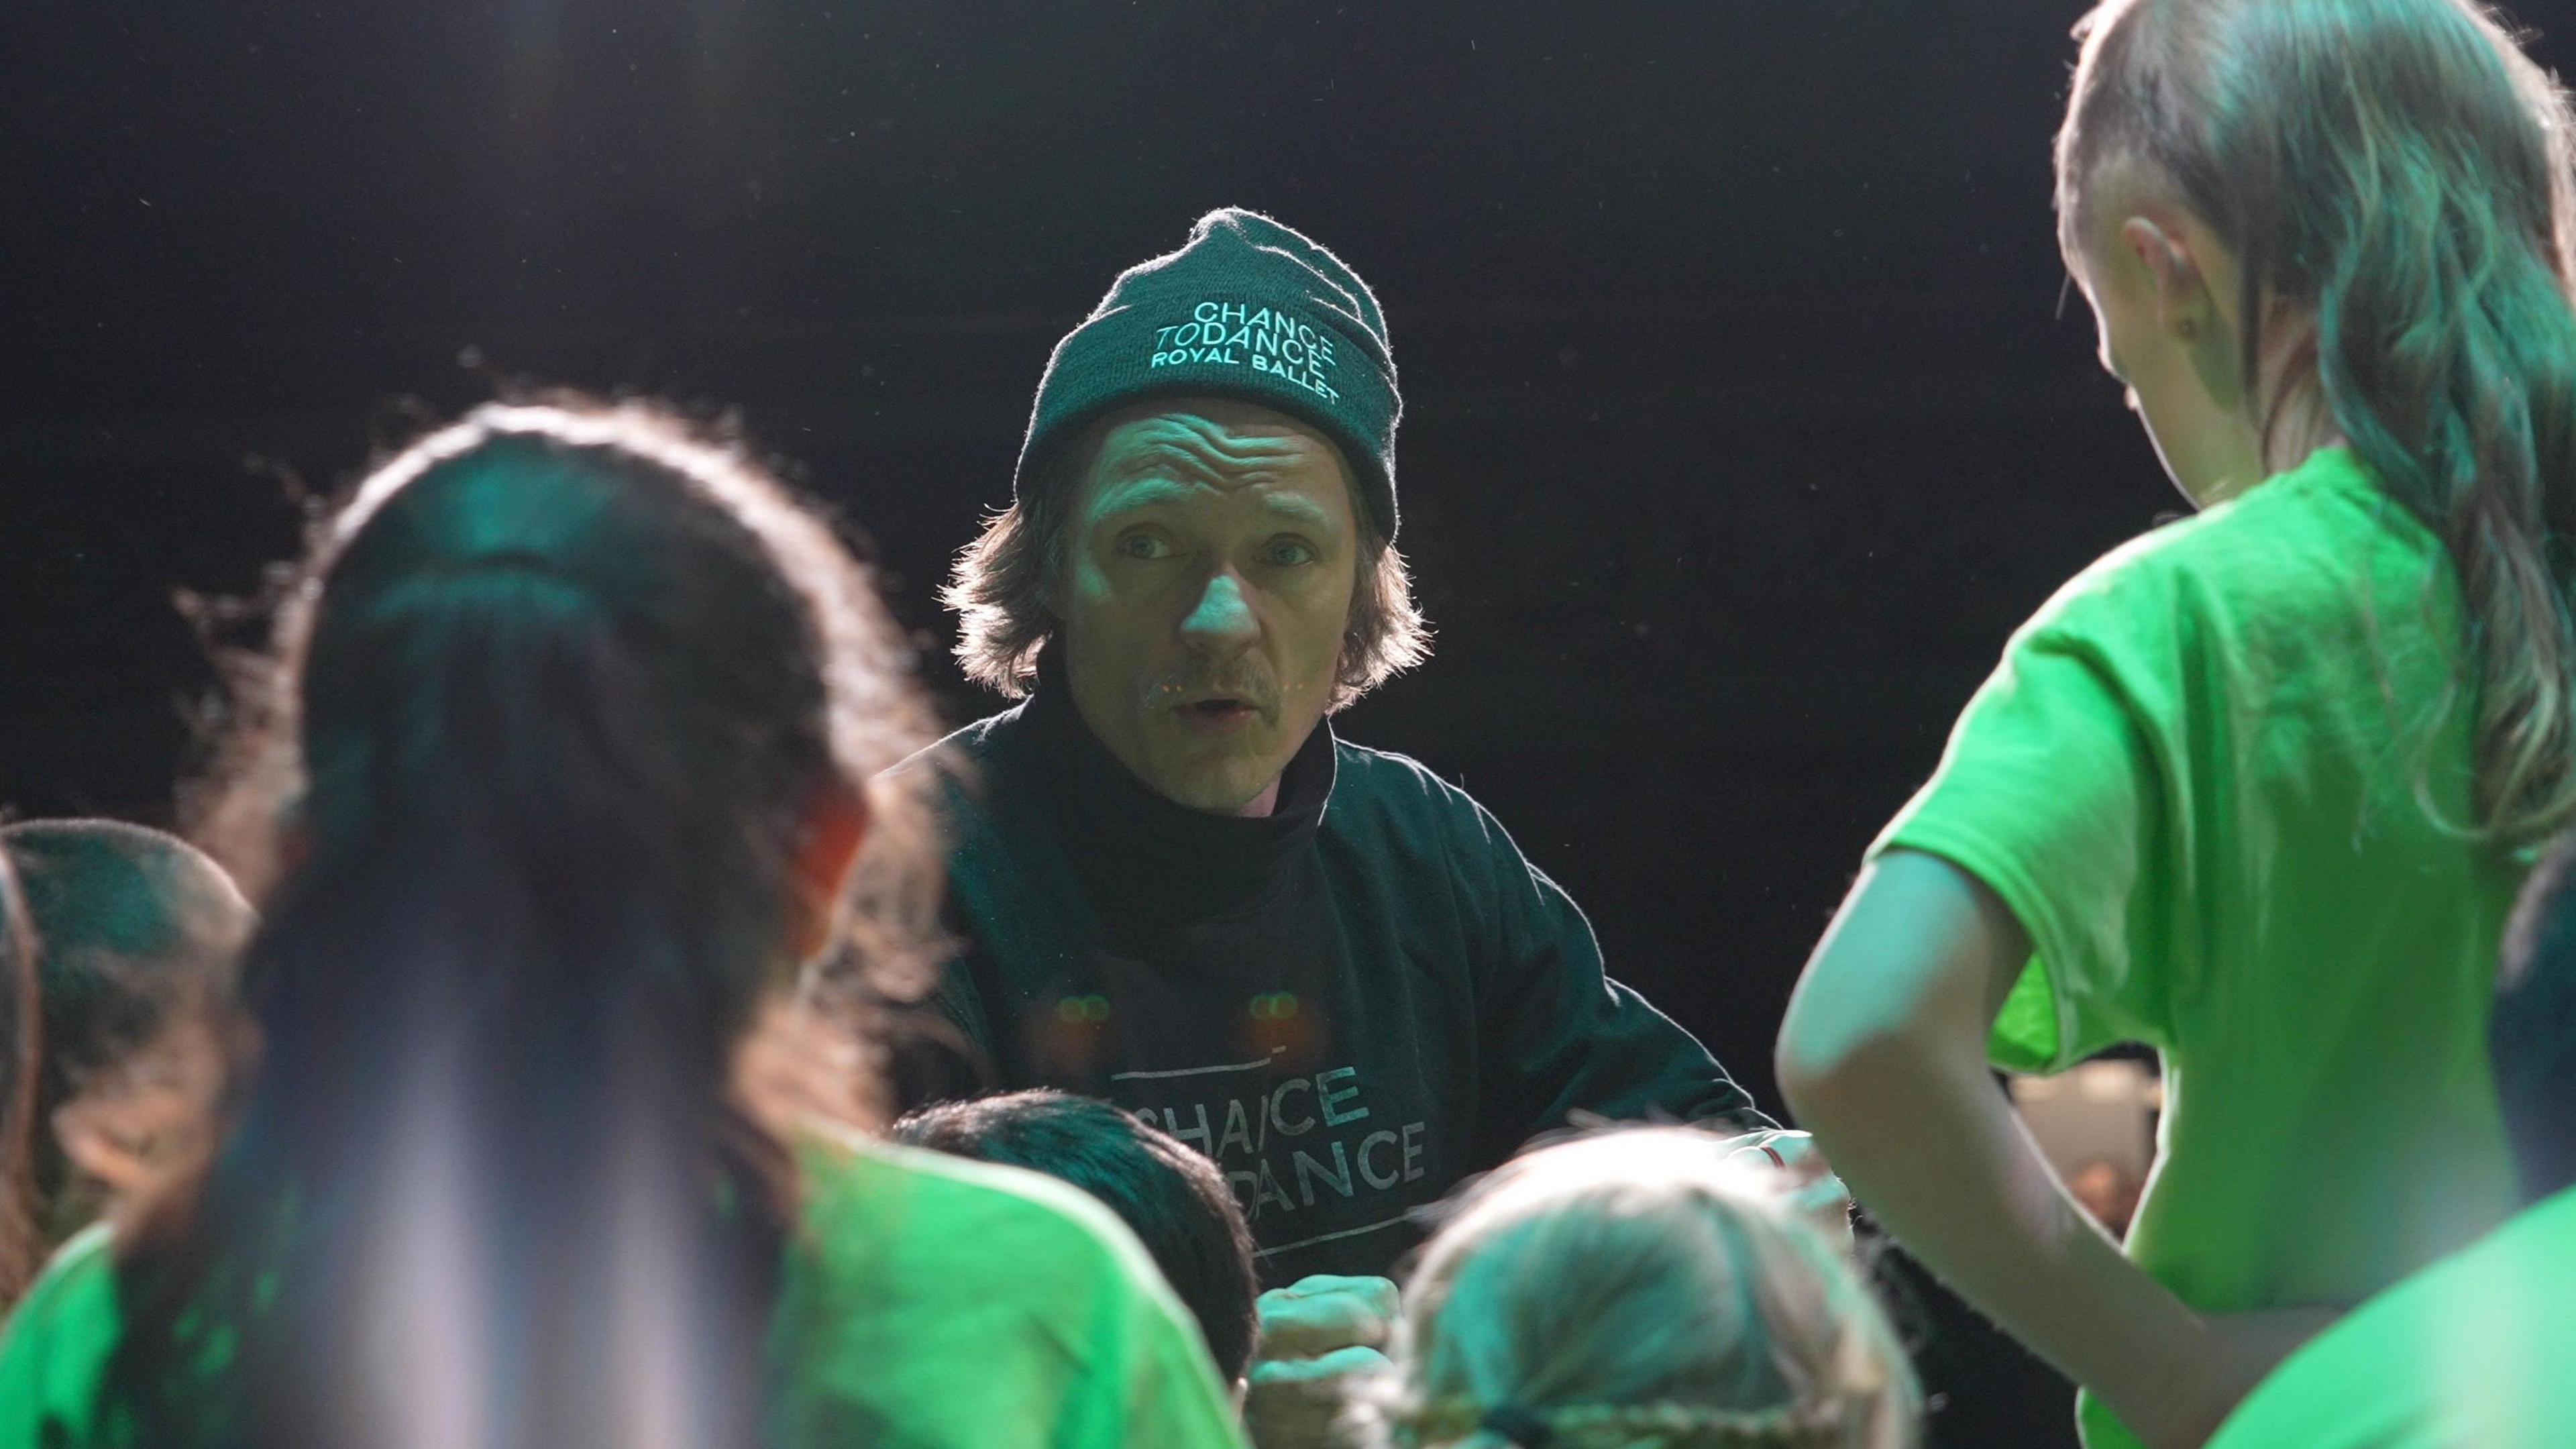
top-left (1367, 1129), bottom-right (1919, 1449)
top-left (2057, 0), bottom-right (2576, 849)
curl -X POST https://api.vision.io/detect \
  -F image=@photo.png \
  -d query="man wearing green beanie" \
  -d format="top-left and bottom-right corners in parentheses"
top-left (912, 207), bottom-right (1796, 1330)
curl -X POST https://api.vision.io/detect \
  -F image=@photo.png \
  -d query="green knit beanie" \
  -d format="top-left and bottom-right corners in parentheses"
top-left (1013, 207), bottom-right (1401, 538)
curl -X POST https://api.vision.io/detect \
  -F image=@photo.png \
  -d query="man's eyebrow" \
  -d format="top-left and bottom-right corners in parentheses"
top-left (1258, 492), bottom-right (1335, 529)
top-left (1098, 424), bottom-right (1307, 486)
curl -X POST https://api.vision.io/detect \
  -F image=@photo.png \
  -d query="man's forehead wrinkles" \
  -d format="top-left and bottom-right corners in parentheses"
top-left (1091, 474), bottom-right (1206, 513)
top-left (1101, 440), bottom-right (1303, 496)
top-left (1106, 414), bottom-right (1307, 471)
top-left (1085, 473), bottom-right (1344, 541)
top-left (1093, 472), bottom-right (1303, 520)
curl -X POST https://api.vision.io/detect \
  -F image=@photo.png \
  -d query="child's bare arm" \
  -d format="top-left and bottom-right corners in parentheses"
top-left (1776, 849), bottom-right (2317, 1448)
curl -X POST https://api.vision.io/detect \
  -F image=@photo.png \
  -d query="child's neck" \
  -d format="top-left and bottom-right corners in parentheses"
top-left (2251, 320), bottom-right (2349, 476)
top-left (2261, 378), bottom-right (2350, 476)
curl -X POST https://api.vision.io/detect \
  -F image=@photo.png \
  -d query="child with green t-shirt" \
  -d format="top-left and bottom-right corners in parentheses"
top-left (1775, 2), bottom-right (2576, 1446)
top-left (0, 402), bottom-right (1246, 1449)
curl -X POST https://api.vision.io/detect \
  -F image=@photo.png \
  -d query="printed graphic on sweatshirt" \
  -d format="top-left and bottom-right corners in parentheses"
top-left (1148, 300), bottom-right (1342, 402)
top-left (1113, 1049), bottom-right (1431, 1263)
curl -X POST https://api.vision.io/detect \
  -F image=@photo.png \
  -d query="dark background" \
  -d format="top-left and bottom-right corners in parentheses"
top-left (8, 3), bottom-right (2569, 1444)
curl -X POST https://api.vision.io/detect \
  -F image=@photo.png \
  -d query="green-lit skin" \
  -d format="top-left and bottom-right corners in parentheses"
top-left (2067, 160), bottom-right (2339, 511)
top-left (1057, 398), bottom-right (1360, 816)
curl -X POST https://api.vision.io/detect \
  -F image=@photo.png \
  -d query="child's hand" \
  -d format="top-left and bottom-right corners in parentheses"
top-left (1244, 1275), bottom-right (1398, 1449)
top-left (1252, 1273), bottom-right (1398, 1360)
top-left (2133, 1306), bottom-right (2342, 1449)
top-left (1244, 1346), bottom-right (1386, 1449)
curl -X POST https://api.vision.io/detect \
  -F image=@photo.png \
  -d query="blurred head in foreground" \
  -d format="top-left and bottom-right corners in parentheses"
top-left (1369, 1128), bottom-right (1919, 1449)
top-left (105, 398), bottom-right (940, 1449)
top-left (893, 1088), bottom-right (1260, 1388)
top-left (0, 818), bottom-right (252, 1239)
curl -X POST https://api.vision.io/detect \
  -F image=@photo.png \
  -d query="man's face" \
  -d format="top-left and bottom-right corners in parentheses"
top-left (1057, 398), bottom-right (1360, 814)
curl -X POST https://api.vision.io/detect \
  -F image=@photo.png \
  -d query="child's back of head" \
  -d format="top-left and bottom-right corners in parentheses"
top-left (0, 818), bottom-right (252, 1234)
top-left (1372, 1128), bottom-right (1918, 1449)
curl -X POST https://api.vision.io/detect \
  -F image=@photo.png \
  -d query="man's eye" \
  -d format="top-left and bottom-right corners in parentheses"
top-left (1118, 533), bottom-right (1170, 560)
top-left (1263, 539), bottom-right (1317, 567)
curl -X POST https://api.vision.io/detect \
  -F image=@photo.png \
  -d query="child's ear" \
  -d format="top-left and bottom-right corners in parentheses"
top-left (2120, 217), bottom-right (2213, 338)
top-left (786, 777), bottom-right (871, 963)
top-left (2122, 215), bottom-right (2247, 412)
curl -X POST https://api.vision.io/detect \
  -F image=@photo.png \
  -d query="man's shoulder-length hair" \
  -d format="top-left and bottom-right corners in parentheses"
top-left (941, 429), bottom-right (1431, 710)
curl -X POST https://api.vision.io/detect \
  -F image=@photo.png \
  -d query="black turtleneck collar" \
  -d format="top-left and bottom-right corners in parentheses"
top-left (1009, 648), bottom-right (1338, 928)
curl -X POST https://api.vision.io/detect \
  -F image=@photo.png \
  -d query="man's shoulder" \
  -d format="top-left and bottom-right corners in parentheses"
top-left (1331, 737), bottom-right (1470, 808)
top-left (890, 704), bottom-right (1038, 845)
top-left (892, 702), bottom-right (1026, 784)
top-left (1326, 738), bottom-right (1511, 853)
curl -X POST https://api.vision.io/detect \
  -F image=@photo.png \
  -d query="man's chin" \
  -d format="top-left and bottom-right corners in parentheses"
top-left (1157, 775), bottom-right (1275, 815)
top-left (1139, 747), bottom-right (1283, 814)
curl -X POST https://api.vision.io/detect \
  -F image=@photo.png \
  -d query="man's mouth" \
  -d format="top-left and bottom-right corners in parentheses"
top-left (1176, 696), bottom-right (1260, 732)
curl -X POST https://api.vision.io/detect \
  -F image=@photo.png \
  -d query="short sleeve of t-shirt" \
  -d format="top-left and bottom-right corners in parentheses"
top-left (1872, 536), bottom-right (2199, 1072)
top-left (775, 1132), bottom-right (1250, 1449)
top-left (0, 1224), bottom-right (119, 1448)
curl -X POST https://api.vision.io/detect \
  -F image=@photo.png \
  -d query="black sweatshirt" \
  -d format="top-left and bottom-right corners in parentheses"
top-left (912, 661), bottom-right (1770, 1282)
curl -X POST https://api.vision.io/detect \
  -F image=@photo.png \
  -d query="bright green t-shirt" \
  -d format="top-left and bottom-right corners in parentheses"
top-left (0, 1132), bottom-right (1250, 1449)
top-left (2207, 1184), bottom-right (2576, 1448)
top-left (1872, 446), bottom-right (2524, 1449)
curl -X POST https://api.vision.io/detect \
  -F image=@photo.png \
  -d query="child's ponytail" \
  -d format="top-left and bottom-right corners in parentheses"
top-left (194, 558), bottom-right (784, 1448)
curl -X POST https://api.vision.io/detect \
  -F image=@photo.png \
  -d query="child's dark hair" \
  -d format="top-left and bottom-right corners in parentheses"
top-left (0, 852), bottom-right (39, 1309)
top-left (892, 1089), bottom-right (1261, 1384)
top-left (106, 400), bottom-right (941, 1448)
top-left (0, 818), bottom-right (252, 1222)
top-left (2059, 0), bottom-right (2576, 848)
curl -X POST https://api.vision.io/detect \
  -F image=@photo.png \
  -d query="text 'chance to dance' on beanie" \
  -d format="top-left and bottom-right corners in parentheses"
top-left (1012, 207), bottom-right (1403, 539)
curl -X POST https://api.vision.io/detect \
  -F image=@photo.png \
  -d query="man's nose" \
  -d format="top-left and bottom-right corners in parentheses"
top-left (1179, 570), bottom-right (1260, 651)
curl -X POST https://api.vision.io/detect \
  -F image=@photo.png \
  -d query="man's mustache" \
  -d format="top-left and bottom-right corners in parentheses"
top-left (1140, 659), bottom-right (1282, 717)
